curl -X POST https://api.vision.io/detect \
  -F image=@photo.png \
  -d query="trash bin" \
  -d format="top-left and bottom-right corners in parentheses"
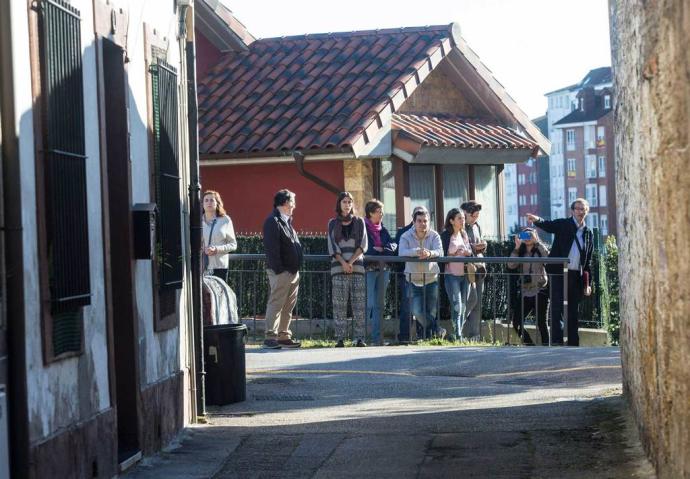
top-left (204, 323), bottom-right (247, 405)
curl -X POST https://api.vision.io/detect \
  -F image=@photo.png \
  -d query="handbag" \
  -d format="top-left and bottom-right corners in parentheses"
top-left (466, 262), bottom-right (477, 284)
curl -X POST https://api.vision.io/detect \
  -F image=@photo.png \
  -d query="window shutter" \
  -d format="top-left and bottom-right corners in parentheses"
top-left (150, 60), bottom-right (183, 289)
top-left (39, 0), bottom-right (91, 316)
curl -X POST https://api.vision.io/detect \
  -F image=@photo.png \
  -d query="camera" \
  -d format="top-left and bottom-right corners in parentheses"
top-left (518, 231), bottom-right (532, 241)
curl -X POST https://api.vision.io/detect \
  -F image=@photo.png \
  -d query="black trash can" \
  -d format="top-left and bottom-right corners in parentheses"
top-left (204, 323), bottom-right (247, 405)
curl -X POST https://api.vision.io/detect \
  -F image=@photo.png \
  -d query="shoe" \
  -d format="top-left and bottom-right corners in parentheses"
top-left (335, 339), bottom-right (345, 348)
top-left (277, 338), bottom-right (301, 349)
top-left (262, 339), bottom-right (282, 349)
top-left (356, 339), bottom-right (367, 347)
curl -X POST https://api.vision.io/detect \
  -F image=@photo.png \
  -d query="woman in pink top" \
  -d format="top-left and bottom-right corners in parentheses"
top-left (440, 208), bottom-right (473, 341)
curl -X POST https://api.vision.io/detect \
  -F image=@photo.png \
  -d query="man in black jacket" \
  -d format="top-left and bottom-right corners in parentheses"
top-left (527, 198), bottom-right (594, 346)
top-left (262, 189), bottom-right (304, 349)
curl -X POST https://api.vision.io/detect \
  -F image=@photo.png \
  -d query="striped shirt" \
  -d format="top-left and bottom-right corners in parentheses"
top-left (327, 217), bottom-right (368, 275)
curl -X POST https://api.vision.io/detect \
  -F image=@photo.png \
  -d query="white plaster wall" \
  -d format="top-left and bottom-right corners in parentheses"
top-left (124, 0), bottom-right (185, 387)
top-left (13, 0), bottom-right (110, 442)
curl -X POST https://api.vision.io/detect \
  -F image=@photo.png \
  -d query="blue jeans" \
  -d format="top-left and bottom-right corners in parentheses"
top-left (408, 281), bottom-right (439, 339)
top-left (444, 275), bottom-right (468, 339)
top-left (366, 270), bottom-right (390, 344)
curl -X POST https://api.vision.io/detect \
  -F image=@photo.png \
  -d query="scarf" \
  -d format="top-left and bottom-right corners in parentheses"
top-left (364, 217), bottom-right (383, 247)
top-left (332, 213), bottom-right (355, 244)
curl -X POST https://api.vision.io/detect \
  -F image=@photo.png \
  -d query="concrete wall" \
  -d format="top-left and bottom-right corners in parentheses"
top-left (610, 1), bottom-right (690, 477)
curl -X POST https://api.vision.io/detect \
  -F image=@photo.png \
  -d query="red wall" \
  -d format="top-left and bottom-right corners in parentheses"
top-left (200, 161), bottom-right (344, 234)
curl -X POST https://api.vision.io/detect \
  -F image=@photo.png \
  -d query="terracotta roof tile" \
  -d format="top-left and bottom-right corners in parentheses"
top-left (199, 25), bottom-right (458, 157)
top-left (392, 113), bottom-right (536, 150)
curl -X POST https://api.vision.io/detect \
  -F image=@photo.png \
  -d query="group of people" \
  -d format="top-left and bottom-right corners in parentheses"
top-left (200, 187), bottom-right (594, 350)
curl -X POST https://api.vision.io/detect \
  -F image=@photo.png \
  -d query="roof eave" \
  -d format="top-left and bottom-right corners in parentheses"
top-left (195, 0), bottom-right (255, 52)
top-left (445, 42), bottom-right (551, 156)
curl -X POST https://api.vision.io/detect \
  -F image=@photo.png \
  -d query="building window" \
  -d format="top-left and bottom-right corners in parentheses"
top-left (442, 164), bottom-right (468, 222)
top-left (568, 187), bottom-right (578, 204)
top-left (150, 60), bottom-right (184, 302)
top-left (567, 158), bottom-right (577, 177)
top-left (37, 0), bottom-right (90, 359)
top-left (599, 185), bottom-right (607, 207)
top-left (586, 155), bottom-right (597, 178)
top-left (604, 95), bottom-right (611, 109)
top-left (597, 126), bottom-right (606, 146)
top-left (579, 97), bottom-right (584, 111)
top-left (566, 129), bottom-right (575, 151)
top-left (586, 184), bottom-right (598, 207)
top-left (410, 165), bottom-right (436, 225)
top-left (601, 214), bottom-right (609, 235)
top-left (584, 125), bottom-right (595, 149)
top-left (380, 159), bottom-right (397, 232)
top-left (587, 212), bottom-right (599, 230)
top-left (474, 165), bottom-right (499, 239)
top-left (598, 156), bottom-right (606, 177)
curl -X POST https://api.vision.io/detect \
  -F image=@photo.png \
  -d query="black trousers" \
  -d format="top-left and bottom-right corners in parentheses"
top-left (513, 291), bottom-right (549, 345)
top-left (549, 270), bottom-right (584, 346)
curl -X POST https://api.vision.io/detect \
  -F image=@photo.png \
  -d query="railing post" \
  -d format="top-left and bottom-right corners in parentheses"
top-left (377, 261), bottom-right (386, 344)
top-left (563, 262), bottom-right (569, 346)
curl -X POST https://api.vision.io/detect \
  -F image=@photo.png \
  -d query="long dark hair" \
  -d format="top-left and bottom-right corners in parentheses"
top-left (444, 208), bottom-right (465, 234)
top-left (335, 191), bottom-right (355, 219)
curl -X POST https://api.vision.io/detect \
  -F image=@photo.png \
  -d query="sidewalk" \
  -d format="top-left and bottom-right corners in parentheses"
top-left (125, 346), bottom-right (654, 478)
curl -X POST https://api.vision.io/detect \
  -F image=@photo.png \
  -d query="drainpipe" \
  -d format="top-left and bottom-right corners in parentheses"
top-left (0, 0), bottom-right (29, 473)
top-left (181, 5), bottom-right (205, 419)
top-left (293, 151), bottom-right (342, 195)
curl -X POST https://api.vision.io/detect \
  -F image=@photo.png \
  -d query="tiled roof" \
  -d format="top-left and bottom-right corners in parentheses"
top-left (392, 113), bottom-right (536, 149)
top-left (198, 25), bottom-right (457, 157)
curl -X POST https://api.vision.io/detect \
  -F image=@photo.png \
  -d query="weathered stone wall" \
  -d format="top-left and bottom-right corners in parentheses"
top-left (343, 159), bottom-right (374, 215)
top-left (610, 1), bottom-right (690, 477)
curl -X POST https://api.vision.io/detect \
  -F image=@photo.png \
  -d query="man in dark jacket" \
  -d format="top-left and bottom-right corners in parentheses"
top-left (395, 206), bottom-right (428, 343)
top-left (527, 198), bottom-right (594, 346)
top-left (262, 189), bottom-right (304, 349)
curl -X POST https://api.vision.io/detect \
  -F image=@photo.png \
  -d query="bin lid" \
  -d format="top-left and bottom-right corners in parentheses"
top-left (204, 323), bottom-right (247, 332)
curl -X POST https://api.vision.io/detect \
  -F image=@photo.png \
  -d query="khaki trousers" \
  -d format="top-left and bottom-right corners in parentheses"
top-left (265, 270), bottom-right (300, 339)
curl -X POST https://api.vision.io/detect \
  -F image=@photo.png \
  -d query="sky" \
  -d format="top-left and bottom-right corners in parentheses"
top-left (223, 0), bottom-right (612, 119)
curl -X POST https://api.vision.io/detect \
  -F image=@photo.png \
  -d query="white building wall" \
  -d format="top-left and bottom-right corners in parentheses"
top-left (13, 0), bottom-right (111, 442)
top-left (13, 0), bottom-right (192, 442)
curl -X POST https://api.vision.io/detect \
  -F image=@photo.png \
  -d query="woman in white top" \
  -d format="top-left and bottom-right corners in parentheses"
top-left (202, 190), bottom-right (237, 282)
top-left (440, 208), bottom-right (473, 341)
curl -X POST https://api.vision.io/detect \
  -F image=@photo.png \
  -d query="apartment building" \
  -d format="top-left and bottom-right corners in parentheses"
top-left (545, 67), bottom-right (612, 220)
top-left (553, 87), bottom-right (616, 236)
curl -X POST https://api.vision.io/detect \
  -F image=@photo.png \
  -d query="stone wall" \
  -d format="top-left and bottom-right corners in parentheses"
top-left (610, 1), bottom-right (690, 477)
top-left (343, 159), bottom-right (374, 215)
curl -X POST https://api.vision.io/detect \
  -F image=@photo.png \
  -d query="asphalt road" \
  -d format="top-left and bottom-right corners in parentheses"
top-left (126, 346), bottom-right (655, 478)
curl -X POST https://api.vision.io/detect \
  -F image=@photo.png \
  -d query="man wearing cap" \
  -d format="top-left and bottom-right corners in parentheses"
top-left (527, 198), bottom-right (594, 346)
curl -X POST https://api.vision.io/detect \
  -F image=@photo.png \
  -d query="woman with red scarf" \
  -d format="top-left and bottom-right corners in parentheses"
top-left (364, 199), bottom-right (397, 345)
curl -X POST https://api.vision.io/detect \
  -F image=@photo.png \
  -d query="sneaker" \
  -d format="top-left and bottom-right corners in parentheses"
top-left (356, 339), bottom-right (367, 347)
top-left (277, 338), bottom-right (301, 349)
top-left (335, 339), bottom-right (345, 348)
top-left (262, 339), bottom-right (282, 349)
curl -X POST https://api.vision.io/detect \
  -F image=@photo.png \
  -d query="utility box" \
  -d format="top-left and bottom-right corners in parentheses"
top-left (132, 203), bottom-right (156, 259)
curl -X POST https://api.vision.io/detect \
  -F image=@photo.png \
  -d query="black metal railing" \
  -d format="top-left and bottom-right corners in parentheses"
top-left (225, 254), bottom-right (589, 346)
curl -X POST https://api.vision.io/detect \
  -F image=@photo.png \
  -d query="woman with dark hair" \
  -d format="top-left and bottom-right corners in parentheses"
top-left (202, 190), bottom-right (237, 282)
top-left (364, 199), bottom-right (396, 345)
top-left (507, 228), bottom-right (550, 345)
top-left (440, 208), bottom-right (473, 341)
top-left (327, 192), bottom-right (368, 347)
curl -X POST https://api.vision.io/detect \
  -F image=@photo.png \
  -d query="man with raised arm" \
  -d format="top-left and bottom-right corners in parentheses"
top-left (527, 198), bottom-right (594, 346)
